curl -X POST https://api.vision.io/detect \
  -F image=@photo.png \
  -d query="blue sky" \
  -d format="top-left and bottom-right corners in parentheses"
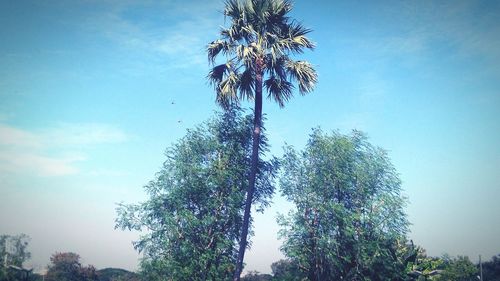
top-left (1, 0), bottom-right (499, 274)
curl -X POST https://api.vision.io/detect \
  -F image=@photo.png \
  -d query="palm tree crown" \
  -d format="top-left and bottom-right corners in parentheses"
top-left (207, 0), bottom-right (317, 108)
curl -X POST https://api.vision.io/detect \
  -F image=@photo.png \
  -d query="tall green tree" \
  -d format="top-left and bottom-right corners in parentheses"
top-left (278, 130), bottom-right (410, 281)
top-left (207, 1), bottom-right (317, 279)
top-left (116, 109), bottom-right (278, 281)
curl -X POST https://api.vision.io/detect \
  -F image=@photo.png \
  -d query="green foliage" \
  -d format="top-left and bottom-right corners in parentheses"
top-left (435, 255), bottom-right (478, 281)
top-left (278, 129), bottom-right (410, 281)
top-left (0, 234), bottom-right (31, 281)
top-left (406, 247), bottom-right (445, 280)
top-left (115, 108), bottom-right (279, 281)
top-left (241, 271), bottom-right (273, 281)
top-left (45, 252), bottom-right (98, 281)
top-left (271, 259), bottom-right (306, 281)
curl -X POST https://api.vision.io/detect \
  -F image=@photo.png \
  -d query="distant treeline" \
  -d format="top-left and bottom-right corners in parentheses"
top-left (1, 233), bottom-right (499, 281)
top-left (0, 236), bottom-right (138, 281)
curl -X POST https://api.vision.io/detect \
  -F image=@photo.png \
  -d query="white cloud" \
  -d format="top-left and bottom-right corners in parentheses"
top-left (0, 123), bottom-right (128, 177)
top-left (0, 151), bottom-right (82, 177)
top-left (43, 123), bottom-right (129, 146)
top-left (0, 124), bottom-right (41, 148)
top-left (78, 0), bottom-right (220, 70)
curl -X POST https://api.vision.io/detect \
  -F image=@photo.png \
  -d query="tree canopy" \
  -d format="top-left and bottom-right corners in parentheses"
top-left (278, 129), bottom-right (410, 280)
top-left (45, 252), bottom-right (98, 281)
top-left (115, 108), bottom-right (278, 281)
top-left (434, 255), bottom-right (478, 281)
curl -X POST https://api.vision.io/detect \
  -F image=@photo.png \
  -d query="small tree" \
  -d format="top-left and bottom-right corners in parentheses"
top-left (116, 108), bottom-right (278, 281)
top-left (270, 259), bottom-right (305, 281)
top-left (0, 234), bottom-right (31, 281)
top-left (279, 129), bottom-right (410, 280)
top-left (45, 252), bottom-right (97, 281)
top-left (241, 271), bottom-right (272, 281)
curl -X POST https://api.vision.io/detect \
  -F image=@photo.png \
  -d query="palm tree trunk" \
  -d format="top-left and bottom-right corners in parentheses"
top-left (233, 64), bottom-right (263, 281)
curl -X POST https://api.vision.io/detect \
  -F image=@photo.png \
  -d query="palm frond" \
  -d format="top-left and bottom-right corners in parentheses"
top-left (271, 0), bottom-right (292, 17)
top-left (216, 68), bottom-right (240, 109)
top-left (207, 63), bottom-right (230, 86)
top-left (265, 76), bottom-right (293, 107)
top-left (265, 55), bottom-right (287, 80)
top-left (224, 0), bottom-right (244, 21)
top-left (236, 44), bottom-right (257, 68)
top-left (239, 68), bottom-right (254, 100)
top-left (287, 21), bottom-right (315, 50)
top-left (247, 0), bottom-right (266, 26)
top-left (285, 59), bottom-right (317, 94)
top-left (264, 32), bottom-right (283, 62)
top-left (271, 22), bottom-right (314, 54)
top-left (207, 40), bottom-right (232, 64)
top-left (265, 0), bottom-right (292, 33)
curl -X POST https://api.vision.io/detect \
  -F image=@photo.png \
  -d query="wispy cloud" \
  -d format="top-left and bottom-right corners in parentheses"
top-left (43, 123), bottom-right (129, 146)
top-left (0, 123), bottom-right (128, 177)
top-left (339, 1), bottom-right (500, 69)
top-left (416, 1), bottom-right (500, 62)
top-left (79, 0), bottom-right (221, 70)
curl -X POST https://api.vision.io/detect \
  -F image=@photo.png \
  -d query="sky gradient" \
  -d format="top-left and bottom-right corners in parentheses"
top-left (1, 0), bottom-right (499, 275)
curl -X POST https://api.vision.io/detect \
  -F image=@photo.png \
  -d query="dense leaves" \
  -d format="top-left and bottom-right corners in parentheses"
top-left (434, 255), bottom-right (478, 281)
top-left (241, 271), bottom-right (273, 281)
top-left (278, 129), bottom-right (410, 280)
top-left (271, 259), bottom-right (305, 281)
top-left (45, 252), bottom-right (98, 281)
top-left (115, 109), bottom-right (278, 281)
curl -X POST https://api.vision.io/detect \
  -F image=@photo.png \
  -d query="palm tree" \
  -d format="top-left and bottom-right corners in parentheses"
top-left (207, 0), bottom-right (317, 279)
